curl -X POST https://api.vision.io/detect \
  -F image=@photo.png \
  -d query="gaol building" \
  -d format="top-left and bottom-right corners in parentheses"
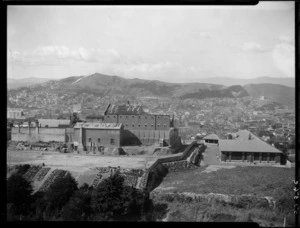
top-left (99, 103), bottom-right (179, 146)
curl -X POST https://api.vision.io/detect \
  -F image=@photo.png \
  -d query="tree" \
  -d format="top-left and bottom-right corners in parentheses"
top-left (61, 187), bottom-right (93, 221)
top-left (91, 172), bottom-right (144, 221)
top-left (7, 174), bottom-right (34, 216)
top-left (44, 172), bottom-right (78, 213)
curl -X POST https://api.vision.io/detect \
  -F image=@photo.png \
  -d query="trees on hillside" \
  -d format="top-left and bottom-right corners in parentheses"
top-left (7, 169), bottom-right (148, 221)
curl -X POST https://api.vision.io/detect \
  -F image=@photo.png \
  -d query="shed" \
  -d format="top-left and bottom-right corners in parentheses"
top-left (203, 134), bottom-right (219, 144)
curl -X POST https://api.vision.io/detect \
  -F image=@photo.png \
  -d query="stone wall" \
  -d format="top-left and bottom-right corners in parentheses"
top-left (140, 141), bottom-right (203, 191)
top-left (11, 127), bottom-right (65, 142)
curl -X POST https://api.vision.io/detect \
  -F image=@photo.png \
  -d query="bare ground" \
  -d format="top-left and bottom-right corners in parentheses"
top-left (7, 150), bottom-right (158, 173)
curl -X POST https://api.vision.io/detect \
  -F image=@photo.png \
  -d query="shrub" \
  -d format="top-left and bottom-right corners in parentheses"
top-left (7, 174), bottom-right (34, 216)
top-left (44, 172), bottom-right (78, 212)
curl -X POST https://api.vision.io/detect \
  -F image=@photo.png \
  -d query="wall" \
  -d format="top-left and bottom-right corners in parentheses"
top-left (11, 127), bottom-right (65, 142)
top-left (103, 114), bottom-right (170, 131)
top-left (74, 128), bottom-right (122, 148)
top-left (140, 141), bottom-right (201, 191)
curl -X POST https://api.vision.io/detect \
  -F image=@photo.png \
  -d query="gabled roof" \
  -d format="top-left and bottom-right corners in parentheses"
top-left (74, 122), bottom-right (123, 130)
top-left (203, 134), bottom-right (219, 140)
top-left (106, 104), bottom-right (145, 115)
top-left (219, 138), bottom-right (282, 153)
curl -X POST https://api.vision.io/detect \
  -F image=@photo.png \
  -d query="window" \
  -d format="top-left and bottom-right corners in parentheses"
top-left (253, 153), bottom-right (260, 161)
top-left (164, 124), bottom-right (166, 128)
top-left (120, 116), bottom-right (122, 119)
top-left (231, 152), bottom-right (242, 160)
top-left (132, 115), bottom-right (135, 118)
top-left (110, 139), bottom-right (115, 145)
top-left (89, 138), bottom-right (91, 142)
top-left (114, 116), bottom-right (116, 118)
top-left (145, 124), bottom-right (147, 128)
top-left (157, 124), bottom-right (160, 127)
top-left (152, 116), bottom-right (154, 119)
top-left (126, 124), bottom-right (128, 127)
top-left (132, 124), bottom-right (135, 127)
top-left (126, 116), bottom-right (128, 119)
top-left (98, 138), bottom-right (101, 143)
top-left (262, 153), bottom-right (268, 161)
top-left (145, 116), bottom-right (147, 119)
top-left (151, 124), bottom-right (154, 127)
top-left (269, 154), bottom-right (275, 161)
top-left (138, 124), bottom-right (141, 127)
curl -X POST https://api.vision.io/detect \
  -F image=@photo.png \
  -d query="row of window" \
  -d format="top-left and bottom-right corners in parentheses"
top-left (106, 115), bottom-right (168, 120)
top-left (229, 152), bottom-right (276, 161)
top-left (88, 138), bottom-right (115, 145)
top-left (123, 124), bottom-right (167, 128)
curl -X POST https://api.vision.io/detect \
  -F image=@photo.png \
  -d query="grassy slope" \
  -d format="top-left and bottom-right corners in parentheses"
top-left (156, 166), bottom-right (294, 197)
top-left (151, 166), bottom-right (295, 225)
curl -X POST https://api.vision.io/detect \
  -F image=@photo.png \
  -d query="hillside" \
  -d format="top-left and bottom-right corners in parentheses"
top-left (7, 77), bottom-right (53, 90)
top-left (15, 73), bottom-right (227, 98)
top-left (243, 83), bottom-right (295, 107)
top-left (180, 85), bottom-right (249, 99)
top-left (198, 76), bottom-right (295, 88)
top-left (8, 73), bottom-right (295, 107)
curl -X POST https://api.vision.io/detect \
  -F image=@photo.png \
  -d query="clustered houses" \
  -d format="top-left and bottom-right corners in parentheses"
top-left (219, 130), bottom-right (286, 165)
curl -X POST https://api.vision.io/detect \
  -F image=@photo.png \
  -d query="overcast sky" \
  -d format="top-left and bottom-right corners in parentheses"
top-left (7, 2), bottom-right (295, 82)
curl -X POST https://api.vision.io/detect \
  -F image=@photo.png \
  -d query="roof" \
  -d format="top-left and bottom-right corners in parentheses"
top-left (219, 138), bottom-right (282, 153)
top-left (38, 119), bottom-right (70, 127)
top-left (106, 104), bottom-right (145, 115)
top-left (235, 129), bottom-right (256, 140)
top-left (204, 134), bottom-right (219, 140)
top-left (74, 122), bottom-right (123, 130)
top-left (219, 129), bottom-right (282, 153)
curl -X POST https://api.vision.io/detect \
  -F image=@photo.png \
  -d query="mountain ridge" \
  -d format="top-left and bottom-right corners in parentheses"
top-left (7, 73), bottom-right (294, 107)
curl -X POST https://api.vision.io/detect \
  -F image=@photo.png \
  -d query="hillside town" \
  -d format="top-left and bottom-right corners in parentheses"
top-left (7, 88), bottom-right (295, 156)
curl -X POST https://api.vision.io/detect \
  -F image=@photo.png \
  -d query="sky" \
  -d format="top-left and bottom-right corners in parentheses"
top-left (7, 2), bottom-right (295, 83)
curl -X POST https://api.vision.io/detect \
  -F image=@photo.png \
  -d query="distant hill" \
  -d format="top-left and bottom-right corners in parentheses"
top-left (198, 76), bottom-right (295, 88)
top-left (21, 73), bottom-right (234, 99)
top-left (8, 73), bottom-right (295, 107)
top-left (7, 77), bottom-right (53, 90)
top-left (243, 84), bottom-right (295, 107)
top-left (180, 85), bottom-right (249, 99)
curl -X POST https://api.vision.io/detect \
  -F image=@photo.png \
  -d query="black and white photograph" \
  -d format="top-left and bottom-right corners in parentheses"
top-left (6, 2), bottom-right (296, 225)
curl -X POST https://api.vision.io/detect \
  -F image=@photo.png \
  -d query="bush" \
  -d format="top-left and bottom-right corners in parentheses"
top-left (91, 171), bottom-right (144, 221)
top-left (44, 172), bottom-right (78, 212)
top-left (61, 188), bottom-right (93, 221)
top-left (7, 174), bottom-right (33, 216)
top-left (16, 164), bottom-right (31, 176)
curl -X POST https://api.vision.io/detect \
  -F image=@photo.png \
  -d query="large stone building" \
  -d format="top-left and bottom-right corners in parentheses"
top-left (101, 103), bottom-right (178, 146)
top-left (219, 130), bottom-right (286, 165)
top-left (103, 103), bottom-right (173, 131)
